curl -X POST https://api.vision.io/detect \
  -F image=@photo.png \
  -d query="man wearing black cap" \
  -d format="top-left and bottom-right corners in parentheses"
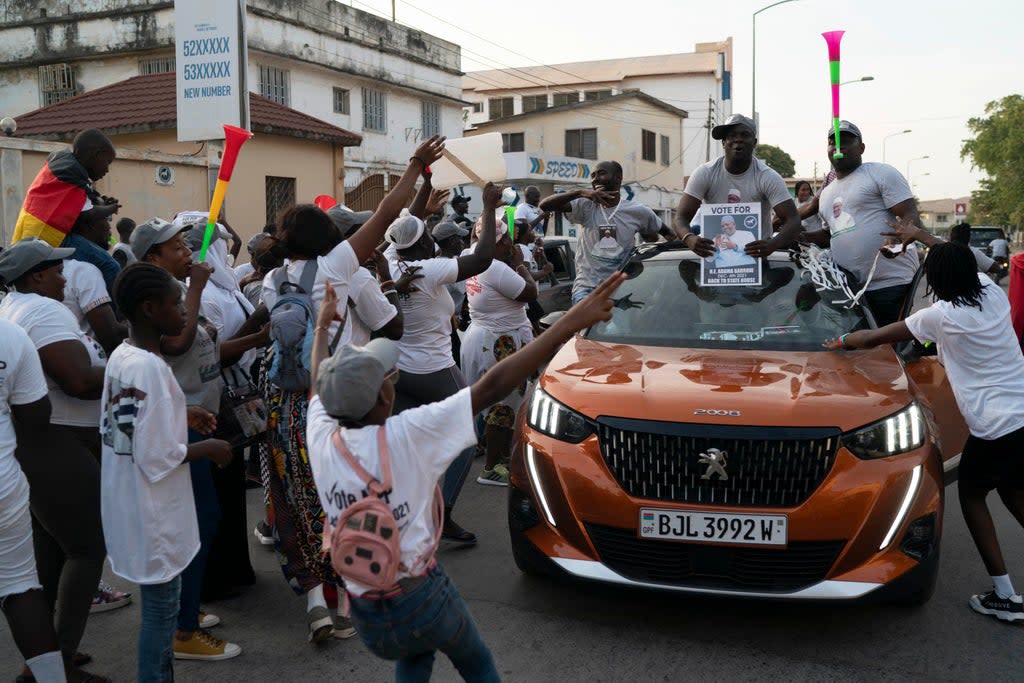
top-left (802, 120), bottom-right (922, 325)
top-left (447, 195), bottom-right (473, 228)
top-left (674, 113), bottom-right (801, 259)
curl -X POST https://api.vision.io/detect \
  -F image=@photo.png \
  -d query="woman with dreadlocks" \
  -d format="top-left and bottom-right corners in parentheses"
top-left (825, 238), bottom-right (1024, 624)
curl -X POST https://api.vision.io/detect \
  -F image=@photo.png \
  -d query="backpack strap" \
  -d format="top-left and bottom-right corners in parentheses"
top-left (330, 426), bottom-right (391, 497)
top-left (271, 265), bottom-right (289, 296)
top-left (298, 259), bottom-right (319, 295)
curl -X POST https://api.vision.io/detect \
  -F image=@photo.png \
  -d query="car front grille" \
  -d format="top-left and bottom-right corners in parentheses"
top-left (597, 419), bottom-right (840, 508)
top-left (586, 523), bottom-right (845, 592)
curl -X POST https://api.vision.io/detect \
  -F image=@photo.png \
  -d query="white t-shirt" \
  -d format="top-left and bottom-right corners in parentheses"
top-left (712, 229), bottom-right (756, 267)
top-left (797, 197), bottom-right (822, 231)
top-left (684, 157), bottom-right (793, 239)
top-left (233, 262), bottom-right (255, 283)
top-left (306, 388), bottom-right (476, 596)
top-left (261, 241), bottom-right (361, 344)
top-left (62, 259), bottom-right (110, 339)
top-left (465, 260), bottom-right (529, 334)
top-left (904, 274), bottom-right (1024, 440)
top-left (817, 162), bottom-right (918, 291)
top-left (969, 246), bottom-right (995, 273)
top-left (0, 291), bottom-right (106, 427)
top-left (0, 321), bottom-right (48, 515)
top-left (515, 203), bottom-right (544, 236)
top-left (990, 238), bottom-right (1009, 259)
top-left (518, 244), bottom-right (539, 272)
top-left (566, 197), bottom-right (661, 290)
top-left (200, 283), bottom-right (258, 387)
top-left (386, 256), bottom-right (459, 374)
top-left (341, 267), bottom-right (397, 348)
top-left (100, 343), bottom-right (199, 585)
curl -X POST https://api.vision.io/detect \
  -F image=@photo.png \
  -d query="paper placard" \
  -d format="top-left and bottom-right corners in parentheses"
top-left (700, 202), bottom-right (763, 287)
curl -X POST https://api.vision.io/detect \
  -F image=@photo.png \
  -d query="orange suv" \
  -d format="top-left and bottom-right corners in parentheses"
top-left (509, 245), bottom-right (967, 603)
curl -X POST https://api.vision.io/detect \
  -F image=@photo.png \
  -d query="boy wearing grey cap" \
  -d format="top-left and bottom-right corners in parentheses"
top-left (305, 273), bottom-right (627, 681)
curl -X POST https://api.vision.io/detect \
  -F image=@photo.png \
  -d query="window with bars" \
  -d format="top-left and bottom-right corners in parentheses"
top-left (38, 64), bottom-right (77, 106)
top-left (522, 95), bottom-right (548, 113)
top-left (259, 65), bottom-right (290, 106)
top-left (565, 128), bottom-right (597, 160)
top-left (265, 176), bottom-right (296, 225)
top-left (584, 89), bottom-right (612, 101)
top-left (421, 101), bottom-right (440, 137)
top-left (660, 135), bottom-right (670, 166)
top-left (502, 133), bottom-right (525, 153)
top-left (139, 56), bottom-right (176, 75)
top-left (641, 130), bottom-right (657, 162)
top-left (362, 87), bottom-right (387, 132)
top-left (553, 92), bottom-right (578, 107)
top-left (488, 97), bottom-right (514, 120)
top-left (333, 87), bottom-right (350, 114)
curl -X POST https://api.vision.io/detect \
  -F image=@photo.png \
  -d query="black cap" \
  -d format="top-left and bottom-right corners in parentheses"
top-left (711, 114), bottom-right (757, 140)
top-left (827, 120), bottom-right (862, 140)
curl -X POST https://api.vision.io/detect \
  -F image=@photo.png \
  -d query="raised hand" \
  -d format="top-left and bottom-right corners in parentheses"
top-left (395, 265), bottom-right (424, 294)
top-left (426, 188), bottom-right (451, 216)
top-left (482, 182), bottom-right (503, 209)
top-left (188, 262), bottom-right (213, 289)
top-left (880, 216), bottom-right (925, 255)
top-left (413, 135), bottom-right (447, 167)
top-left (559, 272), bottom-right (627, 334)
top-left (318, 283), bottom-right (345, 329)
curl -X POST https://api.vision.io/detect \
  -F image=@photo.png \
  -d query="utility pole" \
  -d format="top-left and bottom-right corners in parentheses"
top-left (705, 96), bottom-right (715, 163)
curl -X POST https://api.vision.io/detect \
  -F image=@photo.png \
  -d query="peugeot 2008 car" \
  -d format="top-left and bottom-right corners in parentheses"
top-left (508, 244), bottom-right (967, 604)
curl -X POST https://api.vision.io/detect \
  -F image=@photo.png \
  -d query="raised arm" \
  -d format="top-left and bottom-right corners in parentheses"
top-left (160, 263), bottom-right (211, 356)
top-left (454, 183), bottom-right (500, 281)
top-left (408, 171), bottom-right (433, 220)
top-left (347, 136), bottom-right (446, 263)
top-left (471, 272), bottom-right (625, 414)
top-left (309, 284), bottom-right (344, 393)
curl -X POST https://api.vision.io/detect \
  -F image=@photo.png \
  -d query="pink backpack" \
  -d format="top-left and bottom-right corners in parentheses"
top-left (324, 426), bottom-right (443, 592)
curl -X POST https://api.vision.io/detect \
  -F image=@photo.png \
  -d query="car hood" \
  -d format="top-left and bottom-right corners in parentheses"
top-left (540, 337), bottom-right (912, 433)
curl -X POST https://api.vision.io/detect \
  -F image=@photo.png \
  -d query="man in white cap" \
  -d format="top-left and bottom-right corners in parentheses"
top-left (675, 113), bottom-right (801, 259)
top-left (304, 271), bottom-right (627, 680)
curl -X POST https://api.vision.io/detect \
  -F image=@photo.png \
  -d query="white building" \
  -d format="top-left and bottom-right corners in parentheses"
top-left (462, 40), bottom-right (733, 179)
top-left (0, 0), bottom-right (466, 208)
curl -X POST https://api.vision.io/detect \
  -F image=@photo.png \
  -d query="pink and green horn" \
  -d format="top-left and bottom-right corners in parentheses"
top-left (200, 124), bottom-right (254, 262)
top-left (822, 30), bottom-right (845, 160)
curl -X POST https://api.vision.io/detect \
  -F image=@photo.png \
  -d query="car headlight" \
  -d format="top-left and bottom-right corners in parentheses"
top-left (527, 387), bottom-right (594, 443)
top-left (841, 404), bottom-right (925, 459)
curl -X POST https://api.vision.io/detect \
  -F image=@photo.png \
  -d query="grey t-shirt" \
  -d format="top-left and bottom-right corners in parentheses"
top-left (684, 157), bottom-right (793, 239)
top-left (567, 197), bottom-right (661, 289)
top-left (165, 282), bottom-right (223, 413)
top-left (817, 162), bottom-right (917, 291)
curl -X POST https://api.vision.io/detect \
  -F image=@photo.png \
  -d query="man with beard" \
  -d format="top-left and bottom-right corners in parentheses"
top-left (674, 114), bottom-right (800, 260)
top-left (540, 160), bottom-right (666, 304)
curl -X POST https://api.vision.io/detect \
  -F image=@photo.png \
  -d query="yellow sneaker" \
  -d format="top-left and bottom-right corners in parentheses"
top-left (173, 629), bottom-right (242, 661)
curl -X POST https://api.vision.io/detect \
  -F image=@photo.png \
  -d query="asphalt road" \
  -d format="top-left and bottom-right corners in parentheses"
top-left (3, 279), bottom-right (1021, 683)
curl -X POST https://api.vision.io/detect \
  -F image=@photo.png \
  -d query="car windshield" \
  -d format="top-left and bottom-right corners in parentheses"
top-left (585, 249), bottom-right (870, 351)
top-left (969, 229), bottom-right (1001, 248)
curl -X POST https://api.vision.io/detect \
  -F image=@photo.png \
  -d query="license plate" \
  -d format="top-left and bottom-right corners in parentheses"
top-left (639, 508), bottom-right (787, 546)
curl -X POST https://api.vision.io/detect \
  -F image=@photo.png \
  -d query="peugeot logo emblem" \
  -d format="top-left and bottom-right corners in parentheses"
top-left (698, 448), bottom-right (729, 480)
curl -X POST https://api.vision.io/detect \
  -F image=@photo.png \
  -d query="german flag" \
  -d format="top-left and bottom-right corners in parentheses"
top-left (12, 150), bottom-right (94, 247)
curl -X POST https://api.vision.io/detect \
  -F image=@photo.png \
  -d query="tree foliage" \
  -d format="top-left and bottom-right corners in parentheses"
top-left (754, 144), bottom-right (796, 178)
top-left (961, 94), bottom-right (1024, 226)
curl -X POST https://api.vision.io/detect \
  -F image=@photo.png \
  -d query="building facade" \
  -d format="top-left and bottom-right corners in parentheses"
top-left (0, 0), bottom-right (465, 208)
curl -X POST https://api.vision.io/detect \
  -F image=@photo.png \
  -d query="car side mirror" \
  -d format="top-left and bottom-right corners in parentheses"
top-left (539, 311), bottom-right (566, 331)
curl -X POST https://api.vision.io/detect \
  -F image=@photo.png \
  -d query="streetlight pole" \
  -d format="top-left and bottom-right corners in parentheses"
top-left (752, 0), bottom-right (800, 129)
top-left (882, 129), bottom-right (912, 163)
top-left (907, 155), bottom-right (929, 185)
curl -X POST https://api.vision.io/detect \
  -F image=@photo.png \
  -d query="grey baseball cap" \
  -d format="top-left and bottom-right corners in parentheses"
top-left (828, 120), bottom-right (863, 140)
top-left (130, 217), bottom-right (186, 259)
top-left (0, 238), bottom-right (74, 283)
top-left (327, 205), bottom-right (373, 237)
top-left (712, 113), bottom-right (757, 140)
top-left (431, 220), bottom-right (469, 241)
top-left (315, 338), bottom-right (400, 420)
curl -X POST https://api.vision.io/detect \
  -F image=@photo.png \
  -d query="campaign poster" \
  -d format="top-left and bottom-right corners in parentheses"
top-left (700, 202), bottom-right (762, 287)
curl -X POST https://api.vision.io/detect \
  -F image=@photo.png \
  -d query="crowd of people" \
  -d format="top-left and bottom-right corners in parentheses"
top-left (0, 114), bottom-right (1021, 683)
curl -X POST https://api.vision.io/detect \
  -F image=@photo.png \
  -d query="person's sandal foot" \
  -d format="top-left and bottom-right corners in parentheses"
top-left (442, 517), bottom-right (477, 545)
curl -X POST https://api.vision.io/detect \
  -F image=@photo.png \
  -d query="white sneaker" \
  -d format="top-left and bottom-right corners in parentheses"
top-left (198, 611), bottom-right (220, 628)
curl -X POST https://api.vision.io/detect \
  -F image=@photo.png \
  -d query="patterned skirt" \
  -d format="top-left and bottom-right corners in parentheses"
top-left (258, 353), bottom-right (338, 594)
top-left (460, 323), bottom-right (532, 428)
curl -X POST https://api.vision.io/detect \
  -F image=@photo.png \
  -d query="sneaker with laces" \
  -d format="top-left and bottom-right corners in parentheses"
top-left (173, 630), bottom-right (242, 660)
top-left (969, 590), bottom-right (1024, 622)
top-left (308, 605), bottom-right (334, 643)
top-left (332, 613), bottom-right (357, 639)
top-left (477, 463), bottom-right (510, 487)
top-left (253, 520), bottom-right (275, 546)
top-left (198, 611), bottom-right (220, 628)
top-left (91, 580), bottom-right (132, 613)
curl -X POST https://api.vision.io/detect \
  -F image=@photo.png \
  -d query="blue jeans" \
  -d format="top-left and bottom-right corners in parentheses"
top-left (348, 565), bottom-right (499, 683)
top-left (178, 430), bottom-right (221, 632)
top-left (139, 575), bottom-right (181, 683)
top-left (61, 232), bottom-right (120, 295)
top-left (571, 285), bottom-right (594, 306)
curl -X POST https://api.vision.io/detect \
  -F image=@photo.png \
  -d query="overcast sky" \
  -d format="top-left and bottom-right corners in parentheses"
top-left (345, 0), bottom-right (1019, 202)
